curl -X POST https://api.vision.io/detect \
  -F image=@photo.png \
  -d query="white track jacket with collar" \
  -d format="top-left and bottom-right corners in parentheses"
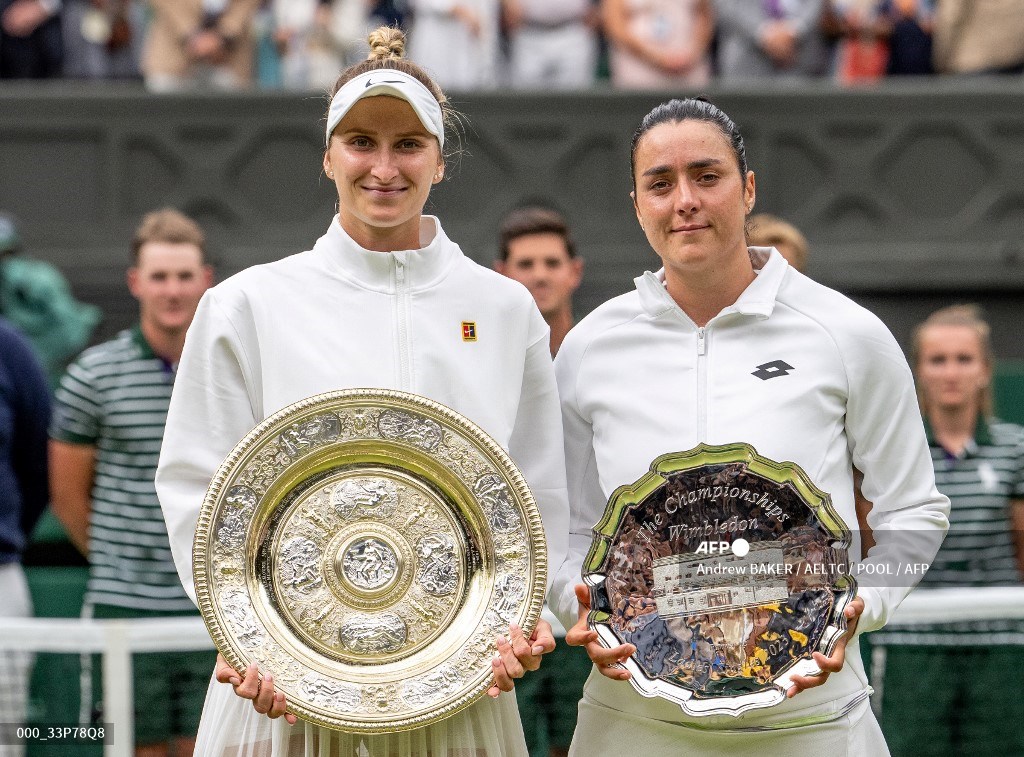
top-left (157, 216), bottom-right (569, 605)
top-left (155, 216), bottom-right (569, 755)
top-left (551, 247), bottom-right (949, 729)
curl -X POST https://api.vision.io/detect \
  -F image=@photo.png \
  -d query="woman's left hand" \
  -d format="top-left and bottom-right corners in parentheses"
top-left (785, 596), bottom-right (864, 698)
top-left (487, 620), bottom-right (556, 697)
top-left (216, 655), bottom-right (298, 724)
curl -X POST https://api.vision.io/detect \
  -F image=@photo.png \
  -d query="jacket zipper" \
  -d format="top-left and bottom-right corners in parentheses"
top-left (394, 255), bottom-right (412, 390)
top-left (697, 326), bottom-right (708, 440)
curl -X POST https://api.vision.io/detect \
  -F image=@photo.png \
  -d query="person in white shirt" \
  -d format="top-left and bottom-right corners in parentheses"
top-left (270, 0), bottom-right (369, 90)
top-left (407, 0), bottom-right (501, 89)
top-left (155, 26), bottom-right (568, 757)
top-left (550, 97), bottom-right (950, 756)
top-left (502, 0), bottom-right (597, 89)
top-left (602, 0), bottom-right (713, 89)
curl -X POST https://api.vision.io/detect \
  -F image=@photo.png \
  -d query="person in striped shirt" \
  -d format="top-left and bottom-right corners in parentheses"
top-left (49, 208), bottom-right (213, 757)
top-left (873, 304), bottom-right (1024, 757)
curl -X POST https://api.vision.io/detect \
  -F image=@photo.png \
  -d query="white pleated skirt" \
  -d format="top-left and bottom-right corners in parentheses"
top-left (194, 675), bottom-right (529, 757)
top-left (569, 677), bottom-right (889, 757)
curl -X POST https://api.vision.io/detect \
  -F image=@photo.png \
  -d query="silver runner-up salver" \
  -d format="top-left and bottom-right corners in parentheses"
top-left (584, 443), bottom-right (856, 717)
top-left (193, 389), bottom-right (547, 733)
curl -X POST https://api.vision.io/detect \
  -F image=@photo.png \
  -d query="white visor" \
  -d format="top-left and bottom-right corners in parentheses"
top-left (325, 69), bottom-right (444, 149)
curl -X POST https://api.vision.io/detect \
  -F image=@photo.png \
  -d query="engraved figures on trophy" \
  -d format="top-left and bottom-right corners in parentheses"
top-left (332, 478), bottom-right (399, 521)
top-left (474, 473), bottom-right (522, 532)
top-left (300, 674), bottom-right (363, 711)
top-left (339, 613), bottom-right (408, 654)
top-left (279, 413), bottom-right (342, 457)
top-left (401, 665), bottom-right (463, 707)
top-left (343, 537), bottom-right (399, 591)
top-left (281, 537), bottom-right (324, 593)
top-left (378, 409), bottom-right (443, 451)
top-left (216, 485), bottom-right (257, 549)
top-left (268, 469), bottom-right (472, 663)
top-left (415, 534), bottom-right (458, 596)
top-left (221, 588), bottom-right (266, 648)
top-left (494, 574), bottom-right (527, 623)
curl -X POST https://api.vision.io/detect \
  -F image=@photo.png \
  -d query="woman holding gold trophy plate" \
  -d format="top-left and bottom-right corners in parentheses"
top-left (550, 98), bottom-right (950, 755)
top-left (155, 27), bottom-right (568, 757)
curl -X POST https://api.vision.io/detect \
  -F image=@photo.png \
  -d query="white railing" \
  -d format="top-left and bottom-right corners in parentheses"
top-left (3, 587), bottom-right (1024, 756)
top-left (887, 586), bottom-right (1024, 624)
top-left (1, 616), bottom-right (214, 757)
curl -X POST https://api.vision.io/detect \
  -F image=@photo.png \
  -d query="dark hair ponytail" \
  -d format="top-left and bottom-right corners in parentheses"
top-left (630, 98), bottom-right (748, 188)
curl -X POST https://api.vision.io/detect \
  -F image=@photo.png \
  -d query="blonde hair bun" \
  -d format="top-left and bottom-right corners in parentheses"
top-left (367, 27), bottom-right (406, 61)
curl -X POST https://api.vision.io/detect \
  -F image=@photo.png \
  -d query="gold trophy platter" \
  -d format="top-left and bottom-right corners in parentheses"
top-left (193, 389), bottom-right (547, 733)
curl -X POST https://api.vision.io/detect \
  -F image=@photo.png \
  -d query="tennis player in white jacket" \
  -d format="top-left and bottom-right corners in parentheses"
top-left (156, 26), bottom-right (568, 757)
top-left (551, 97), bottom-right (949, 756)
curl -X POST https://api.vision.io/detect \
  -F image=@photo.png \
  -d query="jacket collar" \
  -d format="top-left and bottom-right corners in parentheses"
top-left (313, 215), bottom-right (461, 293)
top-left (635, 246), bottom-right (789, 323)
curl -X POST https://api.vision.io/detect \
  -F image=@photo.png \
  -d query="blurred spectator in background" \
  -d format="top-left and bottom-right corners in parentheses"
top-left (0, 212), bottom-right (100, 391)
top-left (496, 205), bottom-right (583, 357)
top-left (61, 0), bottom-right (143, 79)
top-left (713, 0), bottom-right (831, 80)
top-left (828, 0), bottom-right (890, 83)
top-left (495, 205), bottom-right (584, 756)
top-left (871, 304), bottom-right (1024, 757)
top-left (408, 0), bottom-right (500, 89)
top-left (0, 0), bottom-right (62, 78)
top-left (142, 0), bottom-right (260, 91)
top-left (271, 0), bottom-right (370, 90)
top-left (825, 0), bottom-right (933, 82)
top-left (885, 0), bottom-right (932, 76)
top-left (746, 213), bottom-right (808, 272)
top-left (602, 0), bottom-right (712, 89)
top-left (0, 211), bottom-right (95, 742)
top-left (0, 318), bottom-right (50, 757)
top-left (503, 0), bottom-right (597, 89)
top-left (369, 0), bottom-right (407, 26)
top-left (932, 0), bottom-right (1024, 75)
top-left (50, 209), bottom-right (213, 756)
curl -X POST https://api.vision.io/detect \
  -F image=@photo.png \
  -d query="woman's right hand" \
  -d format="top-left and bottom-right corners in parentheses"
top-left (215, 653), bottom-right (298, 724)
top-left (564, 584), bottom-right (635, 681)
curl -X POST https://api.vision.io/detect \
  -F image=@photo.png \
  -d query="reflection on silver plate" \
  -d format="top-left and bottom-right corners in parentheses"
top-left (193, 390), bottom-right (547, 733)
top-left (584, 443), bottom-right (856, 717)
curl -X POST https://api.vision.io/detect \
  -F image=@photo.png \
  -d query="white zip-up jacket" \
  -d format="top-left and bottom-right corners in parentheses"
top-left (551, 247), bottom-right (949, 727)
top-left (156, 216), bottom-right (569, 607)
